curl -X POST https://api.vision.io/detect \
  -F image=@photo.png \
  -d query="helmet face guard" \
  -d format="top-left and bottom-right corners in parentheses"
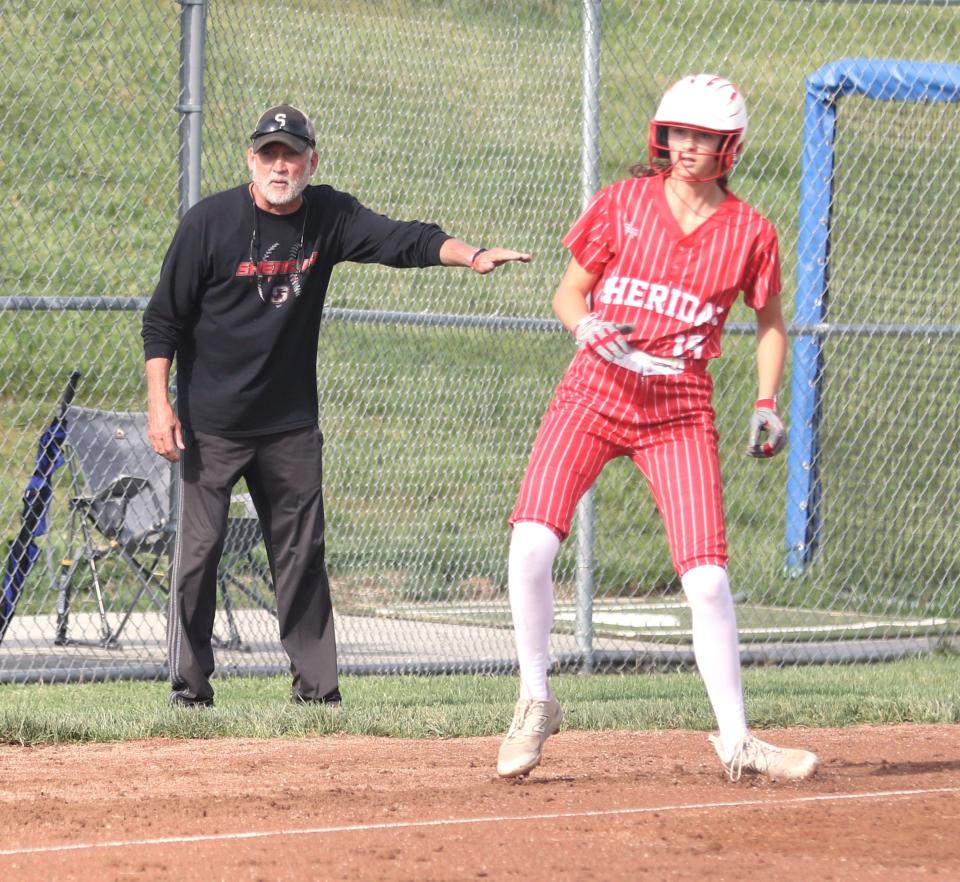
top-left (647, 122), bottom-right (742, 182)
top-left (647, 75), bottom-right (747, 182)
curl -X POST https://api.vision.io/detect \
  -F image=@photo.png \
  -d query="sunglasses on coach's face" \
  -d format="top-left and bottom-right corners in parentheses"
top-left (251, 119), bottom-right (316, 147)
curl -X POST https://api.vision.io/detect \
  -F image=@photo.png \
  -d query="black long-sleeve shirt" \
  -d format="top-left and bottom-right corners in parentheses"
top-left (142, 183), bottom-right (450, 436)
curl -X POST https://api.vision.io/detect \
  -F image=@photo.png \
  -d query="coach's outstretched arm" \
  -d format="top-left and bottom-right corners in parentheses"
top-left (438, 238), bottom-right (531, 274)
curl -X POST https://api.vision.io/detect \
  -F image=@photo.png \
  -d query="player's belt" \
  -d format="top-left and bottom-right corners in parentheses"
top-left (614, 348), bottom-right (686, 376)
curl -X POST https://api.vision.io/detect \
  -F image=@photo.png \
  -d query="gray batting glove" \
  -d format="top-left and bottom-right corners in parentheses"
top-left (747, 398), bottom-right (786, 458)
top-left (574, 314), bottom-right (635, 363)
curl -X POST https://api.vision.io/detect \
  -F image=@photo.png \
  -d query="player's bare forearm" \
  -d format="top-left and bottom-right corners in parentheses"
top-left (145, 357), bottom-right (185, 461)
top-left (552, 258), bottom-right (602, 331)
top-left (554, 260), bottom-right (636, 362)
top-left (754, 296), bottom-right (787, 400)
top-left (438, 238), bottom-right (532, 274)
top-left (747, 298), bottom-right (788, 458)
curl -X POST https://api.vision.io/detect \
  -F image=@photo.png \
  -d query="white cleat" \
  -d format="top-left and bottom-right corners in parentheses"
top-left (710, 733), bottom-right (819, 782)
top-left (497, 692), bottom-right (563, 779)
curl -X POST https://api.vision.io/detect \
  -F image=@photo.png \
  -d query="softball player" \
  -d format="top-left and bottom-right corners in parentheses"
top-left (498, 75), bottom-right (818, 782)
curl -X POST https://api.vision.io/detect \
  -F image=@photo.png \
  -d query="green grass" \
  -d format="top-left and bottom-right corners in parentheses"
top-left (1, 657), bottom-right (958, 745)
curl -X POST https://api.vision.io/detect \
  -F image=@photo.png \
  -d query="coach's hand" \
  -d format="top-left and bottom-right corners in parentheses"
top-left (470, 247), bottom-right (532, 274)
top-left (574, 314), bottom-right (635, 363)
top-left (747, 398), bottom-right (786, 458)
top-left (148, 400), bottom-right (186, 463)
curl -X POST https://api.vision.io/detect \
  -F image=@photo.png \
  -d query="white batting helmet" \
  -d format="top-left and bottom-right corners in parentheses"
top-left (648, 75), bottom-right (748, 178)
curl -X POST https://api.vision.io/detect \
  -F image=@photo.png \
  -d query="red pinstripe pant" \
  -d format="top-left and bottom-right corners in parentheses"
top-left (510, 356), bottom-right (727, 576)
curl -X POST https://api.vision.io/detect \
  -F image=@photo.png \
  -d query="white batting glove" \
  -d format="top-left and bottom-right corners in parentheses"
top-left (574, 314), bottom-right (635, 363)
top-left (747, 398), bottom-right (786, 458)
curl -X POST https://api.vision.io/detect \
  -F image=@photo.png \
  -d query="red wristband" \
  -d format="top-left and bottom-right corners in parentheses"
top-left (755, 398), bottom-right (777, 410)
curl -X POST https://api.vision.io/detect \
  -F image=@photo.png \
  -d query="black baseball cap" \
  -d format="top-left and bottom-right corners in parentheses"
top-left (251, 104), bottom-right (316, 153)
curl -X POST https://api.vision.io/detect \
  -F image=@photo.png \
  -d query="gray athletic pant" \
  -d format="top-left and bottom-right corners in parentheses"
top-left (167, 426), bottom-right (338, 703)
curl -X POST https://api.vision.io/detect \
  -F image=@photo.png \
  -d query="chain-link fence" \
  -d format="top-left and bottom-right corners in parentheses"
top-left (1, 1), bottom-right (958, 683)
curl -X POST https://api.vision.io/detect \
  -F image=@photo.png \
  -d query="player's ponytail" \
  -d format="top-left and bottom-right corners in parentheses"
top-left (629, 157), bottom-right (669, 178)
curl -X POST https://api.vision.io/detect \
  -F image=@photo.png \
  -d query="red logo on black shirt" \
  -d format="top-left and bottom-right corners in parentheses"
top-left (236, 251), bottom-right (318, 278)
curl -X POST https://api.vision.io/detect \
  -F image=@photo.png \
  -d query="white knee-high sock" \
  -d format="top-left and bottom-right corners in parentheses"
top-left (508, 521), bottom-right (560, 701)
top-left (681, 565), bottom-right (748, 755)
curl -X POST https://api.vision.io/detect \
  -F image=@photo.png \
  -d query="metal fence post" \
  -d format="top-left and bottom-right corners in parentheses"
top-left (170, 0), bottom-right (208, 563)
top-left (573, 0), bottom-right (601, 675)
top-left (177, 0), bottom-right (207, 218)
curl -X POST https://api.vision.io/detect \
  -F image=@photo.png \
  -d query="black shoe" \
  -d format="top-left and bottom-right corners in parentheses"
top-left (291, 687), bottom-right (341, 707)
top-left (169, 691), bottom-right (214, 708)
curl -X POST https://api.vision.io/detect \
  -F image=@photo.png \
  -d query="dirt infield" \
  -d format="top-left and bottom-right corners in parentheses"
top-left (0, 723), bottom-right (957, 881)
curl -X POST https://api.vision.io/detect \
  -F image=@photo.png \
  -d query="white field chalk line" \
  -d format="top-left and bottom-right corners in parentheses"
top-left (0, 786), bottom-right (957, 858)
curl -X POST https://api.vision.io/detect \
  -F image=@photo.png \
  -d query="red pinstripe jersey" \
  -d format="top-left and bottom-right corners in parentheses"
top-left (564, 174), bottom-right (781, 361)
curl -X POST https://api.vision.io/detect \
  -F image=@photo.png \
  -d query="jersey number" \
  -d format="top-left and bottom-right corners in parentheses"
top-left (673, 334), bottom-right (706, 359)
